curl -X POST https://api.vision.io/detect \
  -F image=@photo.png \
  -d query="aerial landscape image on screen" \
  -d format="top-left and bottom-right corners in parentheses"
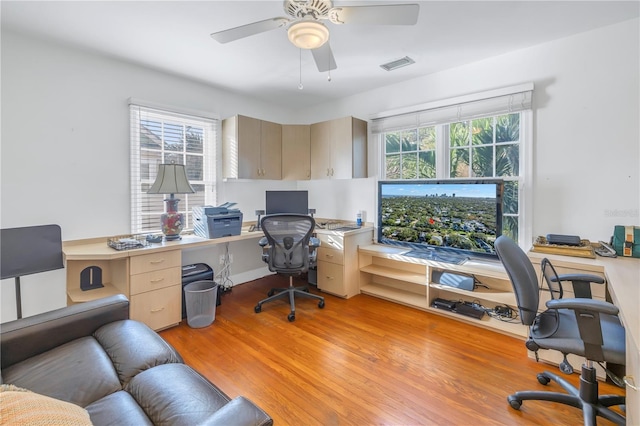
top-left (380, 182), bottom-right (500, 254)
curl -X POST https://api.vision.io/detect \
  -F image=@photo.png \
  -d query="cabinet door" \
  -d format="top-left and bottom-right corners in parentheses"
top-left (282, 125), bottom-right (311, 180)
top-left (237, 115), bottom-right (261, 179)
top-left (310, 120), bottom-right (332, 179)
top-left (260, 120), bottom-right (282, 180)
top-left (329, 117), bottom-right (353, 179)
top-left (317, 260), bottom-right (346, 297)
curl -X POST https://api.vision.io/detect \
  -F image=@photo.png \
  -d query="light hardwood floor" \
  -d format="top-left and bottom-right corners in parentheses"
top-left (159, 275), bottom-right (625, 426)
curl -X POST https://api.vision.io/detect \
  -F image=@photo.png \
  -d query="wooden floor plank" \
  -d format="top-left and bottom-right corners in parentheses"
top-left (160, 275), bottom-right (625, 426)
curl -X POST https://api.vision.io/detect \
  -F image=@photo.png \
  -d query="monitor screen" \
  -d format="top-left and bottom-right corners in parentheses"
top-left (378, 179), bottom-right (503, 262)
top-left (265, 190), bottom-right (309, 215)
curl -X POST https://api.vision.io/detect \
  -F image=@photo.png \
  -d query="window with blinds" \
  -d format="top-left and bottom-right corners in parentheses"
top-left (130, 102), bottom-right (217, 235)
top-left (372, 84), bottom-right (533, 245)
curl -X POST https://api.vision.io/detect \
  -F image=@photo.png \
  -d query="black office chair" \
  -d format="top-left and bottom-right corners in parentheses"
top-left (539, 257), bottom-right (606, 375)
top-left (495, 236), bottom-right (626, 426)
top-left (254, 214), bottom-right (325, 322)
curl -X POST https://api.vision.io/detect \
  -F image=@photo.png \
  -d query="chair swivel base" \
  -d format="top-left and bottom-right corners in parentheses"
top-left (254, 277), bottom-right (325, 322)
top-left (508, 366), bottom-right (625, 426)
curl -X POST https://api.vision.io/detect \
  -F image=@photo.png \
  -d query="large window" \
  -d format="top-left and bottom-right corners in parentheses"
top-left (130, 102), bottom-right (217, 234)
top-left (375, 85), bottom-right (532, 244)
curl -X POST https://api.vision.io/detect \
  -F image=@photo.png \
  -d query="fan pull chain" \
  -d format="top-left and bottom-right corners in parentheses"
top-left (327, 45), bottom-right (332, 82)
top-left (298, 48), bottom-right (304, 90)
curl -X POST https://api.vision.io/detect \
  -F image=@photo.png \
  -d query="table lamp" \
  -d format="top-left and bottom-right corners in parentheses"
top-left (147, 163), bottom-right (195, 241)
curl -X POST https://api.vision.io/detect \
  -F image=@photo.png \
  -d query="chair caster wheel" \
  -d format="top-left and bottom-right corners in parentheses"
top-left (254, 305), bottom-right (262, 313)
top-left (267, 290), bottom-right (275, 297)
top-left (318, 300), bottom-right (325, 309)
top-left (537, 373), bottom-right (550, 385)
top-left (507, 396), bottom-right (522, 410)
top-left (288, 313), bottom-right (295, 322)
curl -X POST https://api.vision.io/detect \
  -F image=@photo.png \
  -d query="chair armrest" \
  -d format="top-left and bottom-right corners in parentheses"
top-left (195, 396), bottom-right (273, 426)
top-left (552, 273), bottom-right (605, 284)
top-left (546, 297), bottom-right (619, 316)
top-left (1, 294), bottom-right (129, 369)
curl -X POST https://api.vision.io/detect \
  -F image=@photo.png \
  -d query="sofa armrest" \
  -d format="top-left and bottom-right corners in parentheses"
top-left (195, 397), bottom-right (273, 426)
top-left (1, 294), bottom-right (129, 369)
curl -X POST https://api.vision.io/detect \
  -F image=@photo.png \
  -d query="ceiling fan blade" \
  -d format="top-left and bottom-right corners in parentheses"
top-left (211, 17), bottom-right (290, 43)
top-left (311, 43), bottom-right (337, 73)
top-left (329, 4), bottom-right (420, 25)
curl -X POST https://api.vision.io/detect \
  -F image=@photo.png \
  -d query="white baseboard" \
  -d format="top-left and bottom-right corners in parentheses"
top-left (226, 266), bottom-right (274, 287)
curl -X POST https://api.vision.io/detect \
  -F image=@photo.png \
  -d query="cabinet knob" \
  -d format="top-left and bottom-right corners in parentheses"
top-left (150, 278), bottom-right (165, 283)
top-left (326, 276), bottom-right (334, 280)
top-left (150, 307), bottom-right (165, 313)
top-left (326, 168), bottom-right (330, 176)
top-left (331, 168), bottom-right (334, 176)
top-left (325, 254), bottom-right (334, 258)
top-left (150, 259), bottom-right (165, 264)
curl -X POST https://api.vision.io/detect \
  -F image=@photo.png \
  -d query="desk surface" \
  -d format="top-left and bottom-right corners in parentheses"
top-left (62, 224), bottom-right (373, 261)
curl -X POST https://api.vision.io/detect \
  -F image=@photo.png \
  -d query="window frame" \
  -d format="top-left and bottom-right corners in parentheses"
top-left (130, 101), bottom-right (218, 235)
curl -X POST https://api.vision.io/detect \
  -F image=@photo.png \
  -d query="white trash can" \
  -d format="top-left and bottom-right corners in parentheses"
top-left (184, 280), bottom-right (218, 328)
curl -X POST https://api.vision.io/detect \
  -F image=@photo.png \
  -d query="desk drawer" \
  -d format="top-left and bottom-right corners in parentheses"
top-left (317, 260), bottom-right (345, 297)
top-left (317, 233), bottom-right (344, 250)
top-left (318, 247), bottom-right (344, 265)
top-left (130, 267), bottom-right (181, 295)
top-left (130, 285), bottom-right (181, 331)
top-left (130, 250), bottom-right (181, 275)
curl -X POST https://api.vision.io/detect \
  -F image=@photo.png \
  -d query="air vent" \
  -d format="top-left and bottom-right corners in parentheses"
top-left (380, 56), bottom-right (415, 71)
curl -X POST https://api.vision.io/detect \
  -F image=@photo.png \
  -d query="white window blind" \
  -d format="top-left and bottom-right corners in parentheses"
top-left (371, 83), bottom-right (533, 134)
top-left (130, 102), bottom-right (217, 234)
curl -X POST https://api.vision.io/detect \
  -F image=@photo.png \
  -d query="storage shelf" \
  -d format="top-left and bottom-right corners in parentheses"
top-left (360, 264), bottom-right (426, 285)
top-left (360, 284), bottom-right (429, 309)
top-left (426, 305), bottom-right (527, 338)
top-left (67, 283), bottom-right (124, 303)
top-left (429, 283), bottom-right (517, 306)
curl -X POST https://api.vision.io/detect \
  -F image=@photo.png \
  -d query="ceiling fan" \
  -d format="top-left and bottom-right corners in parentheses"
top-left (210, 0), bottom-right (420, 72)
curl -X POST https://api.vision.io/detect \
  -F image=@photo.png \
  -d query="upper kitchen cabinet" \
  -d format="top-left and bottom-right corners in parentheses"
top-left (282, 124), bottom-right (311, 180)
top-left (222, 115), bottom-right (282, 180)
top-left (310, 116), bottom-right (367, 180)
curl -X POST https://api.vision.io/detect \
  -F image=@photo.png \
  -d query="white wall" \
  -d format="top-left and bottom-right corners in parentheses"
top-left (0, 31), bottom-right (295, 321)
top-left (295, 19), bottom-right (640, 242)
top-left (2, 19), bottom-right (638, 321)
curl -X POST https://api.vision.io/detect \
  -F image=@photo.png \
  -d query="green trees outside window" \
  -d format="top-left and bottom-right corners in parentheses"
top-left (384, 112), bottom-right (521, 240)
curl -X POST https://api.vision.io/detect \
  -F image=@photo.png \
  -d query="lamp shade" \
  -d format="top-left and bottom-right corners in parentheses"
top-left (148, 163), bottom-right (195, 195)
top-left (287, 21), bottom-right (329, 50)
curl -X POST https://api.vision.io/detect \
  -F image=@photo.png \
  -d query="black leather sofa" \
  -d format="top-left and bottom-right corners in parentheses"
top-left (0, 294), bottom-right (273, 426)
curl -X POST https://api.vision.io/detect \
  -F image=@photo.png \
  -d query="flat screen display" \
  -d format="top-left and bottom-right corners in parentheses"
top-left (378, 179), bottom-right (503, 262)
top-left (265, 190), bottom-right (309, 215)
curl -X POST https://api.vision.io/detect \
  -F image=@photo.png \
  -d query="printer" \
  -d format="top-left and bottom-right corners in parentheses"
top-left (193, 203), bottom-right (243, 239)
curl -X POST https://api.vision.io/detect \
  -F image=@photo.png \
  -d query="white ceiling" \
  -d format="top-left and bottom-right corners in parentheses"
top-left (2, 1), bottom-right (638, 109)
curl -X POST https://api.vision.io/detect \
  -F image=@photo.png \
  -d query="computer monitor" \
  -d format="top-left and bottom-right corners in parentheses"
top-left (265, 190), bottom-right (309, 215)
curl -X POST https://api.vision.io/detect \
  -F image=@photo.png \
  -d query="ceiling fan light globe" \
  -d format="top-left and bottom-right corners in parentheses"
top-left (287, 21), bottom-right (329, 49)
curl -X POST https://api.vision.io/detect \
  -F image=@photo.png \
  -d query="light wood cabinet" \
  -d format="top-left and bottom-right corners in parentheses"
top-left (310, 116), bottom-right (367, 180)
top-left (316, 227), bottom-right (373, 298)
top-left (281, 124), bottom-right (311, 180)
top-left (358, 244), bottom-right (527, 339)
top-left (65, 242), bottom-right (183, 331)
top-left (222, 115), bottom-right (282, 180)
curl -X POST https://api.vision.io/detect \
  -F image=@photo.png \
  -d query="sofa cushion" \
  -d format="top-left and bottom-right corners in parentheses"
top-left (85, 390), bottom-right (153, 426)
top-left (126, 363), bottom-right (231, 425)
top-left (2, 336), bottom-right (121, 407)
top-left (0, 384), bottom-right (92, 425)
top-left (93, 320), bottom-right (183, 386)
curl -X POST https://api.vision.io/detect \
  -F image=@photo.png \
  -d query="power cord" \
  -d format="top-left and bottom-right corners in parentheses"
top-left (215, 243), bottom-right (234, 292)
top-left (468, 300), bottom-right (519, 323)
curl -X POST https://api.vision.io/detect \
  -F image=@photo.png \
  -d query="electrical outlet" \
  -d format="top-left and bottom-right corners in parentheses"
top-left (219, 255), bottom-right (225, 265)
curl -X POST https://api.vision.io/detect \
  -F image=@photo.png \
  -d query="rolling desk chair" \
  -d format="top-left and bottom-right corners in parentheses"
top-left (254, 214), bottom-right (325, 322)
top-left (495, 236), bottom-right (626, 426)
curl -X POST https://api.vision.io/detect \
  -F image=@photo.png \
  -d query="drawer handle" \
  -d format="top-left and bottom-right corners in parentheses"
top-left (150, 307), bottom-right (165, 313)
top-left (325, 276), bottom-right (334, 280)
top-left (624, 375), bottom-right (638, 391)
top-left (150, 278), bottom-right (165, 283)
top-left (150, 259), bottom-right (165, 264)
top-left (325, 254), bottom-right (334, 258)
